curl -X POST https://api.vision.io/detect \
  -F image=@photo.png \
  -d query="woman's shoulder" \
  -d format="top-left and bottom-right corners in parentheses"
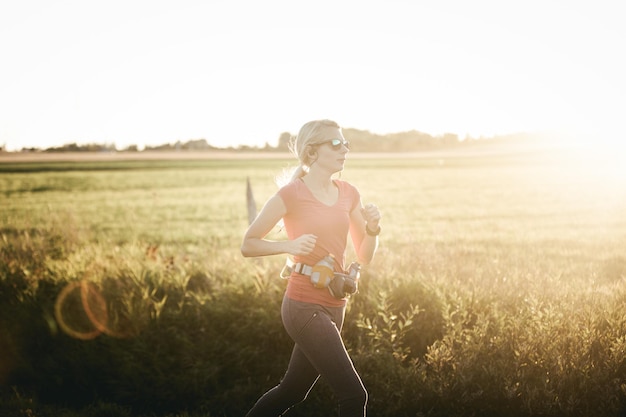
top-left (335, 180), bottom-right (361, 206)
top-left (278, 178), bottom-right (304, 199)
top-left (279, 178), bottom-right (303, 191)
top-left (335, 179), bottom-right (358, 192)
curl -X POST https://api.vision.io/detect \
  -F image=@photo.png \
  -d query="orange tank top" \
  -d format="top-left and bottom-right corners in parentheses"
top-left (278, 178), bottom-right (360, 307)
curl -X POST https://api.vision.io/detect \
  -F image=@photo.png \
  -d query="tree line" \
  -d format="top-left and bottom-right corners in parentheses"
top-left (6, 129), bottom-right (542, 154)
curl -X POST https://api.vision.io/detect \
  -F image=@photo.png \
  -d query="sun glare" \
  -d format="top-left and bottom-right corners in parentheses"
top-left (0, 1), bottom-right (623, 153)
top-left (549, 131), bottom-right (626, 195)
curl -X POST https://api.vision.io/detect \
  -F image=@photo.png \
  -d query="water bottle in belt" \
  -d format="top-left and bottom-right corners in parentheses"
top-left (310, 254), bottom-right (335, 288)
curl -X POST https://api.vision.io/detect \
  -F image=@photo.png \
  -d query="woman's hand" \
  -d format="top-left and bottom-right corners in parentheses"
top-left (289, 233), bottom-right (317, 256)
top-left (361, 203), bottom-right (381, 229)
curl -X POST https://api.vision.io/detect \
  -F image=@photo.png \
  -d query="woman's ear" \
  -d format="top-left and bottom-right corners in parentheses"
top-left (303, 145), bottom-right (319, 166)
top-left (304, 147), bottom-right (317, 165)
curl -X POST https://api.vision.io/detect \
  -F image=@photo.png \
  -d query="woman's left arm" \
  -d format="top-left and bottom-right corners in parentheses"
top-left (350, 202), bottom-right (381, 265)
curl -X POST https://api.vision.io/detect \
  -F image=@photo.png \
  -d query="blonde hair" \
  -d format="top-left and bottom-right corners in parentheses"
top-left (276, 119), bottom-right (341, 187)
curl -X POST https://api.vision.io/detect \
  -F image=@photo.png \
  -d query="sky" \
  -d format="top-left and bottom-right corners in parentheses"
top-left (1, 0), bottom-right (624, 151)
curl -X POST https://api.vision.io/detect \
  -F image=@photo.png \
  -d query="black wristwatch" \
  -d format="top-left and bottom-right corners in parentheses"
top-left (365, 224), bottom-right (381, 236)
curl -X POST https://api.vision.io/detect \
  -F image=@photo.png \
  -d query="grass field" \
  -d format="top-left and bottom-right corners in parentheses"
top-left (1, 146), bottom-right (625, 416)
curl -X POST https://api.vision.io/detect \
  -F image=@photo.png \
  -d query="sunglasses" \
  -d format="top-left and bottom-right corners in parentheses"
top-left (322, 138), bottom-right (350, 150)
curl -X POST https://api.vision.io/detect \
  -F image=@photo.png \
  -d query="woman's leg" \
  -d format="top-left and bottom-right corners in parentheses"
top-left (247, 297), bottom-right (367, 417)
top-left (283, 298), bottom-right (367, 417)
top-left (246, 297), bottom-right (322, 416)
top-left (246, 343), bottom-right (320, 416)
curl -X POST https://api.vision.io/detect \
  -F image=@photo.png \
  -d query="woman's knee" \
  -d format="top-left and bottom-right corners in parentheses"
top-left (353, 384), bottom-right (368, 406)
top-left (341, 381), bottom-right (367, 406)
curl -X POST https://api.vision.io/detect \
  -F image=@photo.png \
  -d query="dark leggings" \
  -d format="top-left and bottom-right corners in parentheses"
top-left (246, 296), bottom-right (367, 416)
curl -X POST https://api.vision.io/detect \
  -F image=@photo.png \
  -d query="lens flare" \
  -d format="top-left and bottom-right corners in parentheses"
top-left (80, 280), bottom-right (110, 336)
top-left (54, 281), bottom-right (103, 340)
top-left (54, 280), bottom-right (139, 340)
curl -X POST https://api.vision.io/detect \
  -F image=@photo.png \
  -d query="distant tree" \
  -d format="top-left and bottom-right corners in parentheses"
top-left (183, 139), bottom-right (211, 150)
top-left (441, 133), bottom-right (459, 146)
top-left (277, 132), bottom-right (292, 151)
top-left (145, 143), bottom-right (175, 151)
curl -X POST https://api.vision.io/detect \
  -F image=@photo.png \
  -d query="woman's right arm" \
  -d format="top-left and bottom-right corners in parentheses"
top-left (240, 193), bottom-right (317, 258)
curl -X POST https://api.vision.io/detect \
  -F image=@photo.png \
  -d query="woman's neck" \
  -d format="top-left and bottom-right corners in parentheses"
top-left (302, 170), bottom-right (333, 191)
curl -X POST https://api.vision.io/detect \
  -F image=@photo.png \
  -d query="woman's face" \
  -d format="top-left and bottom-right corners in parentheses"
top-left (312, 128), bottom-right (350, 173)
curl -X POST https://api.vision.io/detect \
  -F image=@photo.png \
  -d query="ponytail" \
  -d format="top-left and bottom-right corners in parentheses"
top-left (276, 164), bottom-right (307, 188)
top-left (289, 164), bottom-right (307, 182)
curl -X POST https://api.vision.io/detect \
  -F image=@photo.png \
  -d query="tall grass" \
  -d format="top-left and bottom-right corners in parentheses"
top-left (1, 149), bottom-right (625, 416)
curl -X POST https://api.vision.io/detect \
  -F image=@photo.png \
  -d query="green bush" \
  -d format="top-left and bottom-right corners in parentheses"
top-left (4, 235), bottom-right (625, 416)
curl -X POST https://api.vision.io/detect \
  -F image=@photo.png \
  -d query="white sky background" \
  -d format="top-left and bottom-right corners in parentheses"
top-left (0, 0), bottom-right (624, 151)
